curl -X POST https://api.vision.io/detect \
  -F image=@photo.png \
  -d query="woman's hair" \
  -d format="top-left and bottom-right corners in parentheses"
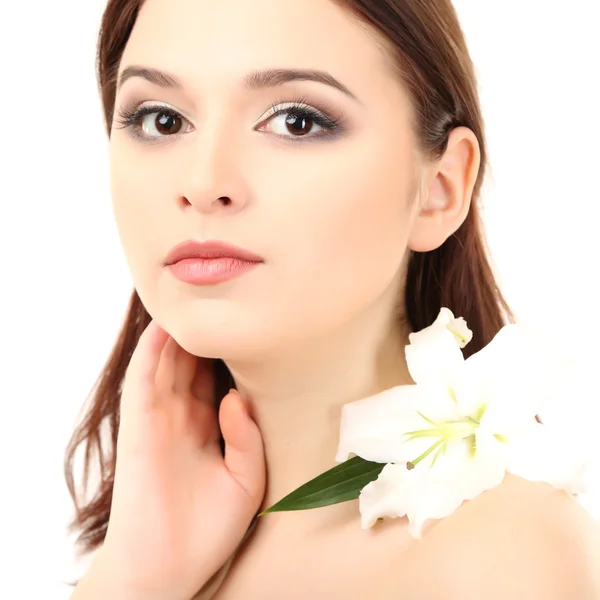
top-left (64, 0), bottom-right (514, 556)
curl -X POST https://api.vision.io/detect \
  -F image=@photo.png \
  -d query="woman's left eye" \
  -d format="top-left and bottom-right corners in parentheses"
top-left (256, 103), bottom-right (340, 140)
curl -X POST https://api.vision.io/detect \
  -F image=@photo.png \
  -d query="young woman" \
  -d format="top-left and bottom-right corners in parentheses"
top-left (66, 0), bottom-right (600, 598)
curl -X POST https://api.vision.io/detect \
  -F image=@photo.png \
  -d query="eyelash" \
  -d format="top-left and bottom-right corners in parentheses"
top-left (113, 94), bottom-right (349, 143)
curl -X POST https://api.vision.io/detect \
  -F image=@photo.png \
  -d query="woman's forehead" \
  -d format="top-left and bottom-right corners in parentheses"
top-left (123, 0), bottom-right (391, 89)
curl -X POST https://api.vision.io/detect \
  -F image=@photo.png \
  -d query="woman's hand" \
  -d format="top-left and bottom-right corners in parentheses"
top-left (79, 320), bottom-right (265, 600)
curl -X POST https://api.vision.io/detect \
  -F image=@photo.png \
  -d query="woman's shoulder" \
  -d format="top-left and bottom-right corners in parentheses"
top-left (397, 473), bottom-right (600, 599)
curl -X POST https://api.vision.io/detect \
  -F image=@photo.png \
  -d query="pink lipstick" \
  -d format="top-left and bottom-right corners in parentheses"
top-left (164, 240), bottom-right (263, 285)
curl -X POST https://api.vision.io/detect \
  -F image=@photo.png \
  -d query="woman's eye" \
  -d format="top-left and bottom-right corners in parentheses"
top-left (115, 101), bottom-right (343, 142)
top-left (256, 103), bottom-right (341, 140)
top-left (137, 109), bottom-right (191, 138)
top-left (260, 110), bottom-right (324, 138)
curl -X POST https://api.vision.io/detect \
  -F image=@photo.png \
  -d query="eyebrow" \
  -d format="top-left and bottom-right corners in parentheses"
top-left (117, 66), bottom-right (360, 102)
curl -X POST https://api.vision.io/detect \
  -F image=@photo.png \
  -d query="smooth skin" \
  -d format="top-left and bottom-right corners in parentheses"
top-left (71, 321), bottom-right (267, 600)
top-left (108, 0), bottom-right (477, 520)
top-left (72, 0), bottom-right (600, 597)
top-left (69, 328), bottom-right (600, 600)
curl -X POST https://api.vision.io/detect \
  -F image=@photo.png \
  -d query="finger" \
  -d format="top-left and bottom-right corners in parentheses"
top-left (172, 349), bottom-right (199, 396)
top-left (190, 391), bottom-right (222, 448)
top-left (122, 320), bottom-right (169, 411)
top-left (189, 359), bottom-right (221, 447)
top-left (154, 334), bottom-right (180, 397)
top-left (152, 331), bottom-right (199, 396)
top-left (190, 358), bottom-right (216, 404)
top-left (220, 390), bottom-right (266, 505)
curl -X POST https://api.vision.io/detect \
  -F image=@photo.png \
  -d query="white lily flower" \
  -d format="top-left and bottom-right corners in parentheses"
top-left (335, 308), bottom-right (594, 538)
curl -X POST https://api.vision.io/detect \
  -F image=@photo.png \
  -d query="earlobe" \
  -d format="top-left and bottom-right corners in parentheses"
top-left (408, 127), bottom-right (481, 252)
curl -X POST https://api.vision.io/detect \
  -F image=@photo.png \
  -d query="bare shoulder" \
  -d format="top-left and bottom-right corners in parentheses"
top-left (398, 474), bottom-right (600, 599)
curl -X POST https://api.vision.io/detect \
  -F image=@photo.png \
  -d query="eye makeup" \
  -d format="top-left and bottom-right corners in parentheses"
top-left (113, 92), bottom-right (350, 144)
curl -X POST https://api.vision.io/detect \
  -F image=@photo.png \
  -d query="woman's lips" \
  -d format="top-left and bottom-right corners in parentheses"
top-left (164, 239), bottom-right (263, 285)
top-left (167, 257), bottom-right (260, 285)
top-left (164, 239), bottom-right (263, 265)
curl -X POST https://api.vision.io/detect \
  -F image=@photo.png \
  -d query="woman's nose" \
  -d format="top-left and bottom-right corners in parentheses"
top-left (176, 135), bottom-right (251, 215)
top-left (182, 194), bottom-right (237, 213)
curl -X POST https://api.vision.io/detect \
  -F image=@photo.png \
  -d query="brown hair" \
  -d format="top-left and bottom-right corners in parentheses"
top-left (64, 0), bottom-right (513, 559)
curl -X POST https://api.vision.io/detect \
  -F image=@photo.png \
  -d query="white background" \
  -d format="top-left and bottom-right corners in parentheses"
top-left (0, 1), bottom-right (598, 597)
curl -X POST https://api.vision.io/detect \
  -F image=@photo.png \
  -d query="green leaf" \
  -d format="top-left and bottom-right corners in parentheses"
top-left (257, 455), bottom-right (386, 516)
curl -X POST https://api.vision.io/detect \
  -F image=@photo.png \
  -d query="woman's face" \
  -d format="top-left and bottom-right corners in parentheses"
top-left (110, 0), bottom-right (428, 360)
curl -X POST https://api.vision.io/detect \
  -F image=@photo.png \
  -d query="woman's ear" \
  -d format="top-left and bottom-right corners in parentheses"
top-left (408, 126), bottom-right (481, 252)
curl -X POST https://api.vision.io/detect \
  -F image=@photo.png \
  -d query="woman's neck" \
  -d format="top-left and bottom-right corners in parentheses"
top-left (224, 309), bottom-right (413, 518)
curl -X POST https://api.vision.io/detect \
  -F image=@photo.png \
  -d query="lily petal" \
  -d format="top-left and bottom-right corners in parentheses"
top-left (424, 433), bottom-right (507, 502)
top-left (358, 463), bottom-right (417, 529)
top-left (503, 422), bottom-right (591, 494)
top-left (358, 462), bottom-right (462, 537)
top-left (446, 316), bottom-right (473, 348)
top-left (359, 435), bottom-right (507, 538)
top-left (536, 358), bottom-right (597, 433)
top-left (460, 325), bottom-right (566, 429)
top-left (335, 384), bottom-right (460, 464)
top-left (335, 385), bottom-right (419, 463)
top-left (405, 308), bottom-right (466, 386)
top-left (469, 430), bottom-right (509, 494)
top-left (403, 436), bottom-right (506, 537)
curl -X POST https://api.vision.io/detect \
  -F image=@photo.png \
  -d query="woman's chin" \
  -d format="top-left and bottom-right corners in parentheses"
top-left (162, 320), bottom-right (272, 361)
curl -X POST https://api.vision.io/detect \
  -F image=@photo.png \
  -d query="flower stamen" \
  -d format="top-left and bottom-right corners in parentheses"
top-left (406, 438), bottom-right (445, 469)
top-left (404, 410), bottom-right (483, 467)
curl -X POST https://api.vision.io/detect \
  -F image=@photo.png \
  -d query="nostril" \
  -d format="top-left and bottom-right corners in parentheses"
top-left (218, 197), bottom-right (232, 206)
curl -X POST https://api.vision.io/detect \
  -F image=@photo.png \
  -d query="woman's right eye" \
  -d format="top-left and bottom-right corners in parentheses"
top-left (114, 104), bottom-right (194, 141)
